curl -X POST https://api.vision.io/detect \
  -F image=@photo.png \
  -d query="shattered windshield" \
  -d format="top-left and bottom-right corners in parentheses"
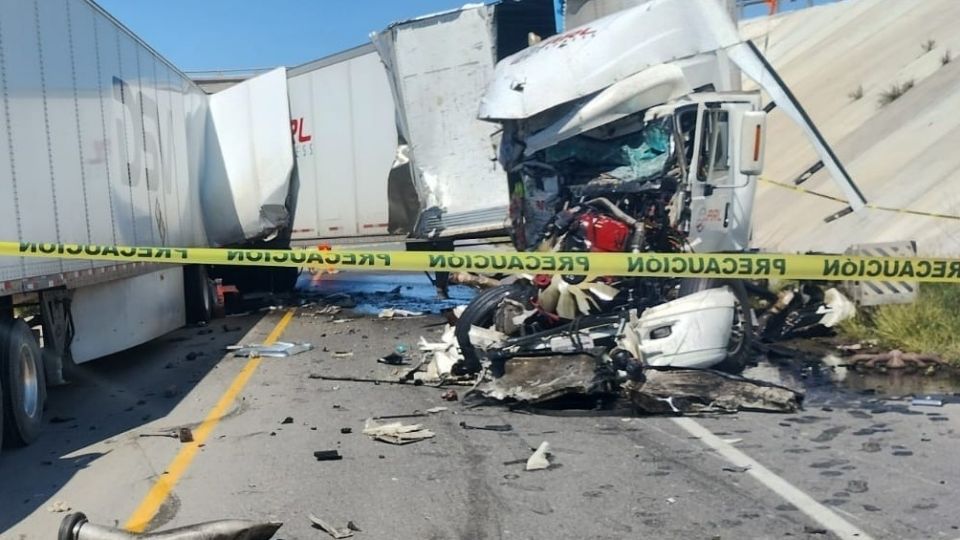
top-left (541, 116), bottom-right (673, 183)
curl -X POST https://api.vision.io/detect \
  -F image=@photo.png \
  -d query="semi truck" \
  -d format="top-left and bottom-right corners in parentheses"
top-left (286, 0), bottom-right (558, 249)
top-left (0, 0), bottom-right (295, 449)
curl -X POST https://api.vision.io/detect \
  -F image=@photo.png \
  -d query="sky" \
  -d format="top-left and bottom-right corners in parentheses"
top-left (93, 0), bottom-right (831, 73)
top-left (94, 0), bottom-right (490, 72)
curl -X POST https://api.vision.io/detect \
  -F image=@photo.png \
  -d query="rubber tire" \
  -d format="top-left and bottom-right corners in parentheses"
top-left (184, 266), bottom-right (213, 324)
top-left (454, 284), bottom-right (530, 373)
top-left (678, 278), bottom-right (753, 373)
top-left (1, 318), bottom-right (47, 447)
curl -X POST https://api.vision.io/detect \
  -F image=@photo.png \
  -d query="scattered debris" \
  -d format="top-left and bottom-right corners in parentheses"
top-left (722, 465), bottom-right (751, 473)
top-left (222, 324), bottom-right (242, 333)
top-left (340, 427), bottom-right (353, 434)
top-left (49, 416), bottom-right (76, 424)
top-left (759, 286), bottom-right (855, 341)
top-left (185, 351), bottom-right (204, 361)
top-left (332, 318), bottom-right (354, 324)
top-left (313, 450), bottom-right (343, 461)
top-left (848, 350), bottom-right (944, 370)
top-left (525, 441), bottom-right (551, 471)
top-left (332, 351), bottom-right (354, 359)
top-left (459, 422), bottom-right (512, 432)
top-left (378, 308), bottom-right (424, 319)
top-left (228, 342), bottom-right (314, 358)
top-left (911, 395), bottom-right (945, 407)
top-left (362, 418), bottom-right (435, 445)
top-left (313, 305), bottom-right (343, 315)
top-left (377, 352), bottom-right (408, 365)
top-left (48, 501), bottom-right (71, 513)
top-left (59, 512), bottom-right (282, 540)
top-left (138, 427), bottom-right (194, 443)
top-left (281, 417), bottom-right (294, 424)
top-left (441, 389), bottom-right (459, 402)
top-left (473, 354), bottom-right (612, 405)
top-left (666, 497), bottom-right (677, 505)
top-left (426, 407), bottom-right (448, 414)
top-left (308, 513), bottom-right (353, 539)
top-left (624, 369), bottom-right (803, 414)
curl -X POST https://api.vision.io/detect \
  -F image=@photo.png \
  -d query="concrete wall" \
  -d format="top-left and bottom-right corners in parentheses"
top-left (742, 0), bottom-right (960, 255)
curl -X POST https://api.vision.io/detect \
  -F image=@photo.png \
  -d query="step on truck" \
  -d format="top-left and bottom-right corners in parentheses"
top-left (0, 0), bottom-right (296, 450)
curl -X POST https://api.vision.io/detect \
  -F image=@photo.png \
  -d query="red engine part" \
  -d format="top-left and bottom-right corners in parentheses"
top-left (576, 211), bottom-right (631, 252)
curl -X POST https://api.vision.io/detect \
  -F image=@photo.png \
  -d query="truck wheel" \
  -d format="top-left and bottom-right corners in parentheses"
top-left (1, 319), bottom-right (47, 447)
top-left (184, 266), bottom-right (214, 324)
top-left (678, 278), bottom-right (753, 373)
top-left (454, 283), bottom-right (533, 375)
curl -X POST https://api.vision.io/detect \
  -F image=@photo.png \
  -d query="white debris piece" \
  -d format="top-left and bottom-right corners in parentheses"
top-left (362, 418), bottom-right (435, 445)
top-left (227, 341), bottom-right (314, 358)
top-left (525, 441), bottom-right (551, 471)
top-left (379, 308), bottom-right (424, 319)
top-left (817, 288), bottom-right (856, 327)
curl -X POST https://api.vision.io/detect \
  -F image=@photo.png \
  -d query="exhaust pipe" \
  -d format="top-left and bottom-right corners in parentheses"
top-left (59, 513), bottom-right (282, 540)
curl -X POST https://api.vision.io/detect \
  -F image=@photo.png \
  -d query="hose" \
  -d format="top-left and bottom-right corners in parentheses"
top-left (59, 513), bottom-right (282, 540)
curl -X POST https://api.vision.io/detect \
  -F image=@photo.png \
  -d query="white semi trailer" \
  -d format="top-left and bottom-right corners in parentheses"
top-left (0, 0), bottom-right (295, 449)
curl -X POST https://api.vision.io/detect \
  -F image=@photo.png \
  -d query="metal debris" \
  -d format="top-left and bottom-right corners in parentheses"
top-left (57, 512), bottom-right (282, 540)
top-left (459, 422), bottom-right (513, 432)
top-left (624, 369), bottom-right (803, 414)
top-left (526, 442), bottom-right (551, 471)
top-left (308, 514), bottom-right (353, 539)
top-left (911, 395), bottom-right (945, 407)
top-left (473, 354), bottom-right (612, 404)
top-left (227, 341), bottom-right (313, 358)
top-left (362, 418), bottom-right (435, 445)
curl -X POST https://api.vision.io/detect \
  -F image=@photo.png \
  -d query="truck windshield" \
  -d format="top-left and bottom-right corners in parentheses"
top-left (541, 116), bottom-right (673, 184)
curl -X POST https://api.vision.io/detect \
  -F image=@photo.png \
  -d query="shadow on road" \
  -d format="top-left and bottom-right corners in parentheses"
top-left (0, 314), bottom-right (262, 533)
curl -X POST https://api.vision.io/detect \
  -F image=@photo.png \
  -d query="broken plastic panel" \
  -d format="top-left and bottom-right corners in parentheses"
top-left (227, 342), bottom-right (314, 358)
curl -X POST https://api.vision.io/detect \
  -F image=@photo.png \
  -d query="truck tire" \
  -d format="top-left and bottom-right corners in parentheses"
top-left (1, 318), bottom-right (47, 447)
top-left (454, 283), bottom-right (532, 374)
top-left (678, 278), bottom-right (753, 373)
top-left (184, 266), bottom-right (214, 324)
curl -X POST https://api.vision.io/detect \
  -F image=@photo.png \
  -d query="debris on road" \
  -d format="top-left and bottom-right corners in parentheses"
top-left (362, 418), bottom-right (435, 445)
top-left (378, 307), bottom-right (424, 319)
top-left (228, 341), bottom-right (314, 358)
top-left (308, 513), bottom-right (353, 539)
top-left (138, 427), bottom-right (195, 443)
top-left (441, 389), bottom-right (459, 401)
top-left (48, 500), bottom-right (71, 513)
top-left (313, 450), bottom-right (343, 461)
top-left (473, 354), bottom-right (613, 405)
top-left (459, 421), bottom-right (512, 432)
top-left (58, 512), bottom-right (282, 540)
top-left (340, 427), bottom-right (353, 434)
top-left (911, 395), bottom-right (945, 407)
top-left (377, 352), bottom-right (408, 365)
top-left (281, 417), bottom-right (294, 424)
top-left (758, 286), bottom-right (855, 341)
top-left (332, 351), bottom-right (354, 358)
top-left (847, 350), bottom-right (945, 370)
top-left (624, 369), bottom-right (803, 414)
top-left (722, 465), bottom-right (751, 473)
top-left (426, 407), bottom-right (448, 414)
top-left (526, 442), bottom-right (551, 471)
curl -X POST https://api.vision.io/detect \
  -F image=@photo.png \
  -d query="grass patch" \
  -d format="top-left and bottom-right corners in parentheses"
top-left (921, 39), bottom-right (936, 53)
top-left (877, 79), bottom-right (914, 106)
top-left (848, 85), bottom-right (863, 101)
top-left (839, 284), bottom-right (960, 364)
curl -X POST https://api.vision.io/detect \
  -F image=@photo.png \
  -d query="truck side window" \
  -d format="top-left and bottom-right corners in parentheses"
top-left (697, 109), bottom-right (729, 182)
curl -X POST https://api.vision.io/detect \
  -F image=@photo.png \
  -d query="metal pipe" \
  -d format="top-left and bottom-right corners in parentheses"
top-left (59, 513), bottom-right (282, 540)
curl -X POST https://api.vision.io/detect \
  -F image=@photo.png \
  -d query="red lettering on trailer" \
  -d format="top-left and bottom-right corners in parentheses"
top-left (290, 118), bottom-right (312, 143)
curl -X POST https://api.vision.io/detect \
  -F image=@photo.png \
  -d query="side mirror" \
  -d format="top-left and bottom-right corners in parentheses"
top-left (739, 111), bottom-right (766, 175)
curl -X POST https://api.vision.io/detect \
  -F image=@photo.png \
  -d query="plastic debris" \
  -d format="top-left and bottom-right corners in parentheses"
top-left (308, 514), bottom-right (353, 539)
top-left (362, 418), bottom-right (435, 445)
top-left (227, 342), bottom-right (313, 358)
top-left (526, 442), bottom-right (551, 471)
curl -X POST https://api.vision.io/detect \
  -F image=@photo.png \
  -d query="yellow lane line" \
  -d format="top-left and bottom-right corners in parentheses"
top-left (124, 308), bottom-right (296, 532)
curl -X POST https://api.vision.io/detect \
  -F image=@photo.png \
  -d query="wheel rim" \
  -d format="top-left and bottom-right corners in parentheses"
top-left (18, 344), bottom-right (40, 418)
top-left (727, 300), bottom-right (747, 356)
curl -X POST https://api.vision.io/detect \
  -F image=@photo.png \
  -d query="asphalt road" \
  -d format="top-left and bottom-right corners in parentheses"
top-left (1, 300), bottom-right (958, 539)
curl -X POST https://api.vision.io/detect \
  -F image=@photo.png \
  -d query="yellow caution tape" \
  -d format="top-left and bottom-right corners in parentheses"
top-left (759, 177), bottom-right (960, 221)
top-left (4, 241), bottom-right (960, 283)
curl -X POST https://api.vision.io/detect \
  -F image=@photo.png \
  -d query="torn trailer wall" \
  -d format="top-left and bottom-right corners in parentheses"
top-left (201, 68), bottom-right (295, 247)
top-left (371, 1), bottom-right (557, 240)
